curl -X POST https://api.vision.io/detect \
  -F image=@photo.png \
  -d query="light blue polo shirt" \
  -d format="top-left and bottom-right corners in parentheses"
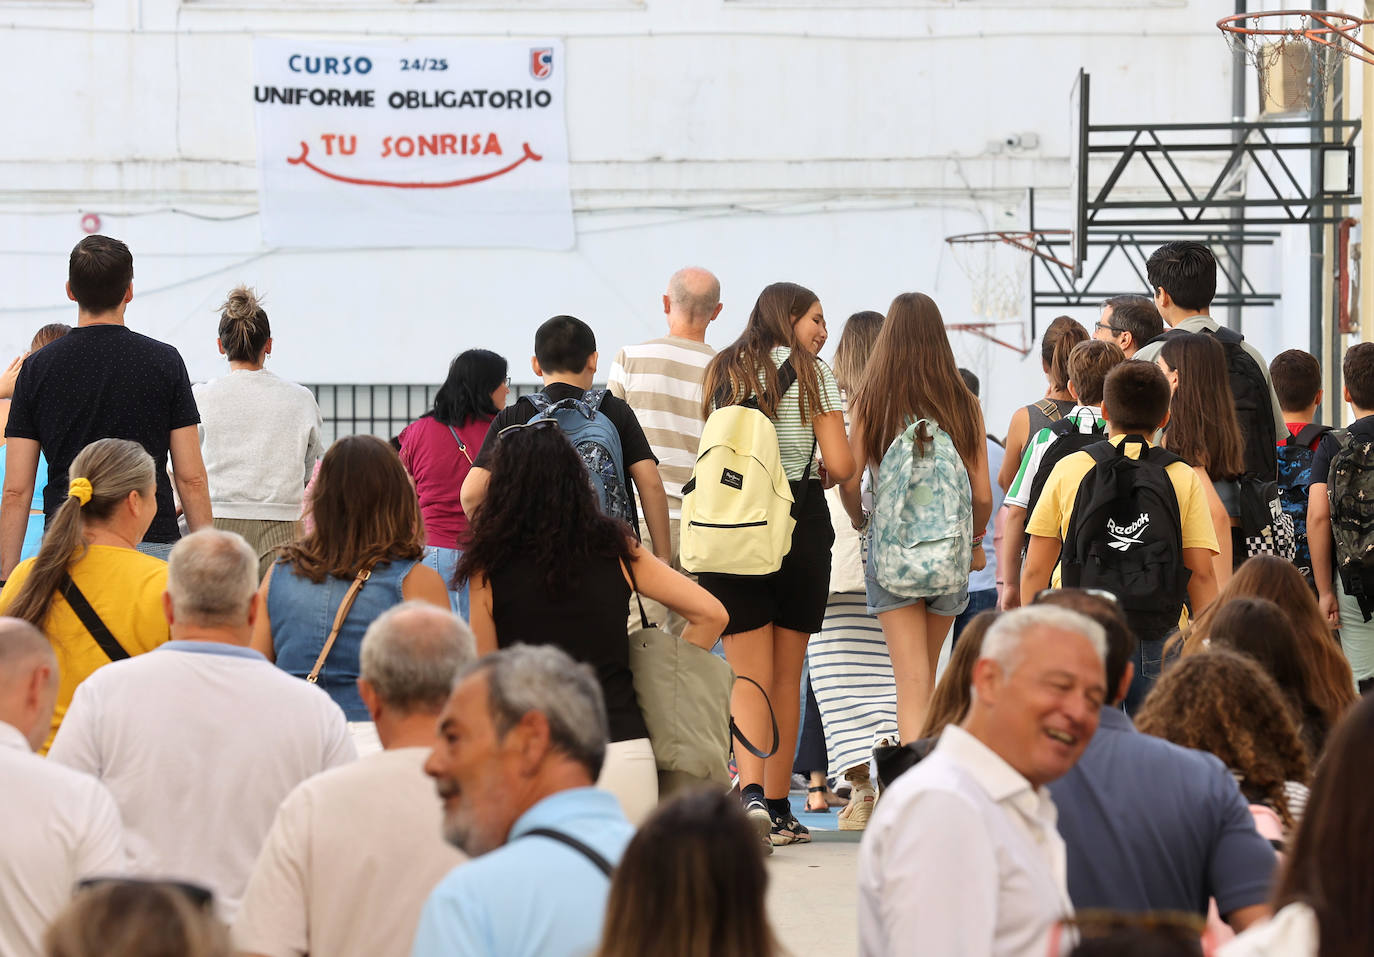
top-left (411, 787), bottom-right (632, 957)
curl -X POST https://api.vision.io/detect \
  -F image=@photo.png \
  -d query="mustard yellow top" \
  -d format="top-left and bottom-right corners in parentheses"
top-left (0, 545), bottom-right (170, 753)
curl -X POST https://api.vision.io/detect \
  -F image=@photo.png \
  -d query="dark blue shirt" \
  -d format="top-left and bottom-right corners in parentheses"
top-left (1048, 707), bottom-right (1276, 918)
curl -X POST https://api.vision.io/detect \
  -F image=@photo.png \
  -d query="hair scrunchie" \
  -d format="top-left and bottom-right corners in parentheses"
top-left (68, 478), bottom-right (93, 507)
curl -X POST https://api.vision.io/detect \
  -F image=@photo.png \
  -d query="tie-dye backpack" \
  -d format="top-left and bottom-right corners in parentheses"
top-left (872, 418), bottom-right (973, 598)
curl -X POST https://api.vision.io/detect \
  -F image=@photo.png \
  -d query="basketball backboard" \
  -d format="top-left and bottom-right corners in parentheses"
top-left (1068, 69), bottom-right (1089, 280)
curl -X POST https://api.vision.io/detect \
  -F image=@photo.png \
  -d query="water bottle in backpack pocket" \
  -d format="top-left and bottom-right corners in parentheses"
top-left (525, 390), bottom-right (635, 527)
top-left (871, 418), bottom-right (973, 599)
top-left (1060, 437), bottom-right (1191, 641)
top-left (1326, 429), bottom-right (1374, 620)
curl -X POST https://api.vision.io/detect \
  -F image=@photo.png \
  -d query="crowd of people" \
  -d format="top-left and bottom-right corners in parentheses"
top-left (1, 234), bottom-right (1373, 956)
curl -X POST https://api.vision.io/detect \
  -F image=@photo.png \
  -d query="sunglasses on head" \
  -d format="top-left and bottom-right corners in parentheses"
top-left (1032, 587), bottom-right (1120, 607)
top-left (497, 418), bottom-right (560, 440)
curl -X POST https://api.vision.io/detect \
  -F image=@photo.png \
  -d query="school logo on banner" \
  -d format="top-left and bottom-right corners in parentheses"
top-left (252, 38), bottom-right (573, 250)
top-left (530, 48), bottom-right (554, 80)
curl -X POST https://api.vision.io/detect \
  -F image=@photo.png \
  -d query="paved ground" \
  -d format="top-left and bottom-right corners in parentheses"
top-left (766, 798), bottom-right (861, 956)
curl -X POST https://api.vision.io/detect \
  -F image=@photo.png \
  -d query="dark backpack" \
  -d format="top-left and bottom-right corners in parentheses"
top-left (1060, 436), bottom-right (1191, 642)
top-left (524, 390), bottom-right (634, 527)
top-left (1151, 326), bottom-right (1278, 480)
top-left (1326, 429), bottom-right (1374, 620)
top-left (1023, 413), bottom-right (1108, 522)
top-left (1276, 423), bottom-right (1332, 581)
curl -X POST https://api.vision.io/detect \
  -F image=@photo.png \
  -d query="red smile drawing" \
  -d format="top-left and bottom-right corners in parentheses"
top-left (286, 141), bottom-right (543, 189)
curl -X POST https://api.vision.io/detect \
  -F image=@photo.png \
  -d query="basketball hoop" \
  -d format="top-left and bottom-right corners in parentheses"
top-left (1218, 10), bottom-right (1374, 111)
top-left (945, 230), bottom-right (1072, 322)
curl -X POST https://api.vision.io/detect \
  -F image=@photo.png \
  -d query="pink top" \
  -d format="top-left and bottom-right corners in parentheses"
top-left (398, 415), bottom-right (493, 549)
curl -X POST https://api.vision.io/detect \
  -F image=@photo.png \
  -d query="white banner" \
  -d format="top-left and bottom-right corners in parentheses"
top-left (253, 38), bottom-right (573, 250)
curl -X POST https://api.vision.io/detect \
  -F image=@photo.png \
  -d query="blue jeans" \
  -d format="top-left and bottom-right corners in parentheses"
top-left (1124, 636), bottom-right (1170, 716)
top-left (136, 541), bottom-right (175, 562)
top-left (950, 588), bottom-right (998, 653)
top-left (423, 546), bottom-right (469, 621)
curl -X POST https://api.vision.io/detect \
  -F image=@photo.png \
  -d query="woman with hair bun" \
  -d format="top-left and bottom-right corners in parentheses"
top-left (0, 438), bottom-right (170, 752)
top-left (997, 316), bottom-right (1089, 492)
top-left (193, 286), bottom-right (324, 579)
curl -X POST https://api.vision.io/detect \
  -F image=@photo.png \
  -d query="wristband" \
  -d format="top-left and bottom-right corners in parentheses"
top-left (972, 534), bottom-right (985, 547)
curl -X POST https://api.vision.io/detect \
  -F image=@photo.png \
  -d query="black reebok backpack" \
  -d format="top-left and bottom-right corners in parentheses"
top-left (1023, 414), bottom-right (1108, 523)
top-left (1060, 436), bottom-right (1191, 643)
top-left (1150, 326), bottom-right (1278, 480)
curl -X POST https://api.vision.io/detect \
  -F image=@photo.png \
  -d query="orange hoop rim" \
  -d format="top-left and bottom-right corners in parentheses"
top-left (1217, 10), bottom-right (1374, 66)
top-left (945, 229), bottom-right (1074, 270)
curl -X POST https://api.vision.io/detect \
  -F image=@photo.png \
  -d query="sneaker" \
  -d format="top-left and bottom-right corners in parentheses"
top-left (743, 794), bottom-right (774, 856)
top-left (771, 810), bottom-right (812, 846)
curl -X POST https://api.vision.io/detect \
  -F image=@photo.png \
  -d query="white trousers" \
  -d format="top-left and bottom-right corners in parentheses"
top-left (597, 737), bottom-right (658, 826)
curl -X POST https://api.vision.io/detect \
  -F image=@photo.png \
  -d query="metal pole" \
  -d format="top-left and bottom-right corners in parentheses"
top-left (1329, 52), bottom-right (1345, 427)
top-left (1310, 2), bottom-right (1328, 396)
top-left (1228, 0), bottom-right (1247, 331)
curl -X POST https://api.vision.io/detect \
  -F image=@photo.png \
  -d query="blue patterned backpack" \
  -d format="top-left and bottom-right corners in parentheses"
top-left (525, 390), bottom-right (635, 527)
top-left (871, 419), bottom-right (973, 598)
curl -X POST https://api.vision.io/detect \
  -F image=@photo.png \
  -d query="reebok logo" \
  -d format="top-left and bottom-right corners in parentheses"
top-left (1107, 512), bottom-right (1149, 552)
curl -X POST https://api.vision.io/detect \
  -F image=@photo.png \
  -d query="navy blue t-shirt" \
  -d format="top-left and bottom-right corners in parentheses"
top-left (6, 324), bottom-right (200, 543)
top-left (1048, 707), bottom-right (1276, 917)
top-left (1311, 413), bottom-right (1374, 485)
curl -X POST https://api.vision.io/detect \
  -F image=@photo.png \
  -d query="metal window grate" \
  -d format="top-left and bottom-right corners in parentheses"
top-left (305, 383), bottom-right (543, 445)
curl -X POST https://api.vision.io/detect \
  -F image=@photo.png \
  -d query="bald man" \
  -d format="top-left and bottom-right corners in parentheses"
top-left (607, 268), bottom-right (721, 668)
top-left (0, 617), bottom-right (124, 957)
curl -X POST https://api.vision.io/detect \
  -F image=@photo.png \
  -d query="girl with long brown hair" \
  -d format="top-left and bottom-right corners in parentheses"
top-left (1226, 695), bottom-right (1374, 956)
top-left (1173, 555), bottom-right (1355, 756)
top-left (596, 789), bottom-right (781, 957)
top-left (0, 438), bottom-right (169, 753)
top-left (839, 292), bottom-right (993, 743)
top-left (251, 435), bottom-right (449, 753)
top-left (996, 315), bottom-right (1089, 491)
top-left (697, 282), bottom-right (855, 850)
top-left (1157, 333), bottom-right (1246, 587)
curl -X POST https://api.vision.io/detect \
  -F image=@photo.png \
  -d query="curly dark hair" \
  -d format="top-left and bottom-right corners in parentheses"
top-left (1135, 648), bottom-right (1310, 831)
top-left (456, 423), bottom-right (635, 593)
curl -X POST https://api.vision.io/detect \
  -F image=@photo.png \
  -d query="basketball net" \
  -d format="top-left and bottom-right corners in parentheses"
top-left (1221, 11), bottom-right (1373, 111)
top-left (947, 238), bottom-right (1032, 321)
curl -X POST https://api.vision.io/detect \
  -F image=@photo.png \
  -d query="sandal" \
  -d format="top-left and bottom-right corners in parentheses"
top-left (805, 785), bottom-right (833, 813)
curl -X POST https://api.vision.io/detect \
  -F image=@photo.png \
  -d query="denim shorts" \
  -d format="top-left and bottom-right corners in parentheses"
top-left (862, 529), bottom-right (969, 617)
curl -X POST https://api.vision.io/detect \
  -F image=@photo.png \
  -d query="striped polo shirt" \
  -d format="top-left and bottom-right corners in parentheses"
top-left (608, 336), bottom-right (716, 519)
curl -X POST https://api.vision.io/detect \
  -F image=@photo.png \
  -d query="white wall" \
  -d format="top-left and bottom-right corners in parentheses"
top-left (0, 0), bottom-right (1308, 435)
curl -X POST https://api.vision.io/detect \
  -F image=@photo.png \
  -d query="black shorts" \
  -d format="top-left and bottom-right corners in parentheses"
top-left (698, 479), bottom-right (835, 635)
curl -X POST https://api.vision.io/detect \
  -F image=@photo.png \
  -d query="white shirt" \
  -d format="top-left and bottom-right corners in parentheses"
top-left (47, 641), bottom-right (355, 921)
top-left (233, 746), bottom-right (465, 957)
top-left (858, 725), bottom-right (1074, 957)
top-left (0, 720), bottom-right (125, 957)
top-left (1219, 902), bottom-right (1318, 957)
top-left (193, 369), bottom-right (324, 520)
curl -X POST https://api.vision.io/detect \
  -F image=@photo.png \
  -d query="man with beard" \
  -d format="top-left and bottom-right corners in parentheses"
top-left (411, 644), bottom-right (633, 957)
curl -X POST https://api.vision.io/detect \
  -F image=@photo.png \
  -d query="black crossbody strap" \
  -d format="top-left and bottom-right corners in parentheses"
top-left (60, 573), bottom-right (130, 662)
top-left (521, 828), bottom-right (614, 877)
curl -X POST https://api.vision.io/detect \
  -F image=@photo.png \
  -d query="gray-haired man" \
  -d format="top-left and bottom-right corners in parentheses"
top-left (858, 606), bottom-right (1108, 957)
top-left (411, 644), bottom-right (633, 957)
top-left (47, 529), bottom-right (354, 921)
top-left (235, 601), bottom-right (475, 957)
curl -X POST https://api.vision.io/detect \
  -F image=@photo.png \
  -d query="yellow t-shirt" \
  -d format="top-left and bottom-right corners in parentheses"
top-left (0, 545), bottom-right (170, 753)
top-left (1025, 434), bottom-right (1219, 590)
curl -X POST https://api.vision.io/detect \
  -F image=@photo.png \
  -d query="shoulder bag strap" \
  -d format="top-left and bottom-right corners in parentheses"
top-left (446, 425), bottom-right (474, 465)
top-left (1034, 398), bottom-right (1063, 422)
top-left (307, 561), bottom-right (378, 684)
top-left (620, 557), bottom-right (653, 631)
top-left (520, 828), bottom-right (614, 877)
top-left (60, 573), bottom-right (131, 662)
top-left (1294, 423), bottom-right (1331, 449)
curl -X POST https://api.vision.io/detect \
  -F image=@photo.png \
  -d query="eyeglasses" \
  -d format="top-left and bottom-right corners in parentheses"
top-left (1033, 587), bottom-right (1120, 607)
top-left (497, 418), bottom-right (560, 439)
top-left (1094, 321), bottom-right (1124, 334)
top-left (505, 376), bottom-right (512, 386)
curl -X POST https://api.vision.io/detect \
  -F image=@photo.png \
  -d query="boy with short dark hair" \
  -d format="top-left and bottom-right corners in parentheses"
top-left (1308, 342), bottom-right (1374, 691)
top-left (1022, 360), bottom-right (1219, 709)
top-left (460, 315), bottom-right (670, 560)
top-left (1271, 349), bottom-right (1329, 588)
